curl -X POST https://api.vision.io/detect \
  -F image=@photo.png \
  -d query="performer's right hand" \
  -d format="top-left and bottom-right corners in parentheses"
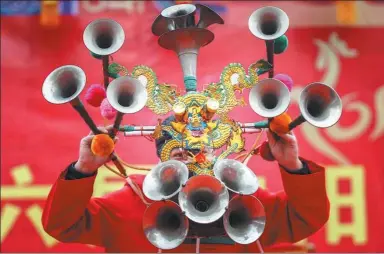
top-left (74, 126), bottom-right (119, 175)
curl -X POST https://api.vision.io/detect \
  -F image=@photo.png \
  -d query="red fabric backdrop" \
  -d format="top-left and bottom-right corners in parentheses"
top-left (1, 1), bottom-right (384, 252)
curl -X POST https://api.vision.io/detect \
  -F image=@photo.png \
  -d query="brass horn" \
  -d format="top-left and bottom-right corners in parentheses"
top-left (83, 19), bottom-right (125, 57)
top-left (143, 200), bottom-right (189, 250)
top-left (142, 160), bottom-right (189, 201)
top-left (223, 195), bottom-right (266, 244)
top-left (195, 4), bottom-right (224, 29)
top-left (178, 175), bottom-right (229, 224)
top-left (106, 76), bottom-right (148, 137)
top-left (213, 159), bottom-right (259, 195)
top-left (42, 65), bottom-right (127, 176)
top-left (248, 6), bottom-right (289, 78)
top-left (289, 82), bottom-right (343, 129)
top-left (249, 78), bottom-right (290, 118)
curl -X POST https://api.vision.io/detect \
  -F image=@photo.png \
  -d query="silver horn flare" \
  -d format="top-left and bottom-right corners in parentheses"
top-left (223, 195), bottom-right (266, 244)
top-left (143, 200), bottom-right (189, 250)
top-left (213, 159), bottom-right (259, 195)
top-left (143, 160), bottom-right (189, 201)
top-left (178, 175), bottom-right (229, 224)
top-left (248, 6), bottom-right (289, 41)
top-left (42, 65), bottom-right (86, 105)
top-left (249, 78), bottom-right (291, 118)
top-left (83, 19), bottom-right (125, 56)
top-left (299, 82), bottom-right (342, 128)
top-left (106, 76), bottom-right (148, 114)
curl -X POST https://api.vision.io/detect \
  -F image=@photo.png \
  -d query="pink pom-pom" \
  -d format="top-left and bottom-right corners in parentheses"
top-left (274, 74), bottom-right (293, 92)
top-left (100, 98), bottom-right (117, 120)
top-left (85, 84), bottom-right (106, 107)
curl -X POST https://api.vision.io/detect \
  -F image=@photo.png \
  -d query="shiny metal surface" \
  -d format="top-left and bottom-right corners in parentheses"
top-left (213, 159), bottom-right (259, 195)
top-left (143, 200), bottom-right (189, 250)
top-left (178, 175), bottom-right (229, 224)
top-left (106, 76), bottom-right (148, 114)
top-left (143, 160), bottom-right (189, 201)
top-left (299, 82), bottom-right (343, 128)
top-left (158, 27), bottom-right (214, 51)
top-left (249, 78), bottom-right (291, 118)
top-left (248, 6), bottom-right (289, 41)
top-left (223, 195), bottom-right (266, 244)
top-left (152, 4), bottom-right (196, 36)
top-left (195, 4), bottom-right (224, 29)
top-left (83, 19), bottom-right (125, 56)
top-left (42, 65), bottom-right (86, 105)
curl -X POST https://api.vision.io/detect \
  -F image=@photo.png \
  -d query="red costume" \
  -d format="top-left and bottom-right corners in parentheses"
top-left (42, 158), bottom-right (329, 253)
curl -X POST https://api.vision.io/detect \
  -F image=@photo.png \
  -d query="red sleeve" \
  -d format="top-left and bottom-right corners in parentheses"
top-left (41, 169), bottom-right (129, 247)
top-left (256, 157), bottom-right (330, 246)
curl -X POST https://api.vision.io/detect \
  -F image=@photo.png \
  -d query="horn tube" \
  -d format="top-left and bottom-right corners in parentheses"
top-left (248, 6), bottom-right (289, 78)
top-left (289, 82), bottom-right (342, 129)
top-left (213, 159), bottom-right (259, 195)
top-left (178, 175), bottom-right (229, 224)
top-left (249, 78), bottom-right (290, 118)
top-left (143, 200), bottom-right (189, 250)
top-left (223, 195), bottom-right (266, 244)
top-left (143, 160), bottom-right (189, 201)
top-left (42, 65), bottom-right (127, 176)
top-left (195, 4), bottom-right (224, 29)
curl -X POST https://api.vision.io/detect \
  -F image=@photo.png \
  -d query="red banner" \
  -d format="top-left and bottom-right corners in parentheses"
top-left (1, 1), bottom-right (384, 252)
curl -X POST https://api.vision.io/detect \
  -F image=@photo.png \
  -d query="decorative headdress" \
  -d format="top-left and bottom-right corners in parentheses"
top-left (42, 3), bottom-right (343, 251)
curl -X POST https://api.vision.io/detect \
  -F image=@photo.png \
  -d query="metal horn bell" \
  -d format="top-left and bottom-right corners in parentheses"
top-left (42, 65), bottom-right (85, 105)
top-left (178, 175), bottom-right (229, 224)
top-left (248, 6), bottom-right (289, 41)
top-left (223, 195), bottom-right (266, 245)
top-left (106, 76), bottom-right (148, 114)
top-left (195, 4), bottom-right (224, 29)
top-left (298, 82), bottom-right (342, 128)
top-left (249, 78), bottom-right (291, 118)
top-left (83, 19), bottom-right (125, 56)
top-left (213, 159), bottom-right (259, 195)
top-left (143, 200), bottom-right (189, 250)
top-left (143, 160), bottom-right (189, 201)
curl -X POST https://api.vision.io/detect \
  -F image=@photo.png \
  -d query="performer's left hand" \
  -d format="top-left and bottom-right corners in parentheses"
top-left (266, 130), bottom-right (303, 171)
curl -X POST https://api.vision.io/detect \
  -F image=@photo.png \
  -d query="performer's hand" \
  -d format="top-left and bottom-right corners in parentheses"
top-left (266, 129), bottom-right (303, 171)
top-left (74, 126), bottom-right (118, 174)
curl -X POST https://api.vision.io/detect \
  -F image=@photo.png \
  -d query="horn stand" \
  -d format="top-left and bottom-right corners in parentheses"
top-left (42, 65), bottom-right (127, 176)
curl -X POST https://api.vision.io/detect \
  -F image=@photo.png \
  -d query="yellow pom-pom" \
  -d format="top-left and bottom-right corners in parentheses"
top-left (91, 134), bottom-right (115, 157)
top-left (270, 113), bottom-right (292, 135)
